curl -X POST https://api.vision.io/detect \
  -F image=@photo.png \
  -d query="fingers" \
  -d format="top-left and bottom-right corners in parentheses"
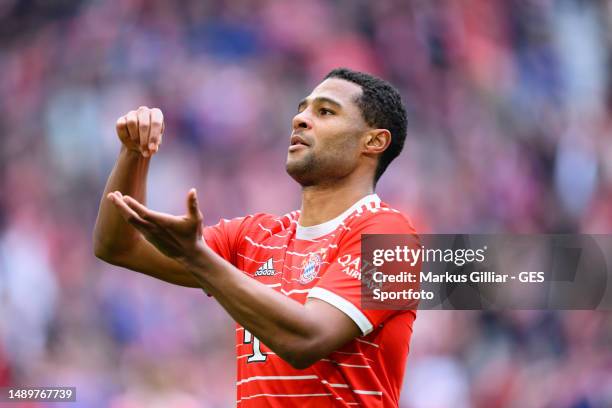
top-left (137, 106), bottom-right (151, 157)
top-left (187, 188), bottom-right (203, 223)
top-left (126, 110), bottom-right (139, 150)
top-left (120, 195), bottom-right (177, 228)
top-left (116, 116), bottom-right (129, 144)
top-left (107, 192), bottom-right (151, 229)
top-left (116, 107), bottom-right (164, 158)
top-left (149, 108), bottom-right (164, 154)
top-left (122, 195), bottom-right (155, 220)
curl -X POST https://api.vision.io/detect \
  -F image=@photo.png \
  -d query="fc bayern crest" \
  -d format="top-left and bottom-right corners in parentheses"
top-left (299, 254), bottom-right (321, 285)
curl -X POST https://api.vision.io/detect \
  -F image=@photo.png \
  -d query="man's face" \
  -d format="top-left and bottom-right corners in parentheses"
top-left (286, 78), bottom-right (370, 186)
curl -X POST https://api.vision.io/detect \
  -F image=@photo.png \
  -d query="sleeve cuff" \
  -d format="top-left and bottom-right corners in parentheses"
top-left (307, 287), bottom-right (374, 335)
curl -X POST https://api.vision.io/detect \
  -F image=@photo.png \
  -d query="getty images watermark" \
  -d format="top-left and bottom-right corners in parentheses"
top-left (361, 234), bottom-right (611, 310)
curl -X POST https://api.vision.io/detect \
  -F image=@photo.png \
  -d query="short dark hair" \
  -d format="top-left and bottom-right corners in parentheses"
top-left (324, 68), bottom-right (407, 184)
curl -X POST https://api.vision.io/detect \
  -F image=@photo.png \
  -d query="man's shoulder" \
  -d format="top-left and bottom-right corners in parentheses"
top-left (228, 211), bottom-right (299, 235)
top-left (343, 200), bottom-right (417, 235)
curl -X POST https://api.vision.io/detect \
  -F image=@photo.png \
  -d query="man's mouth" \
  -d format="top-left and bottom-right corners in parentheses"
top-left (289, 134), bottom-right (310, 152)
top-left (290, 134), bottom-right (310, 147)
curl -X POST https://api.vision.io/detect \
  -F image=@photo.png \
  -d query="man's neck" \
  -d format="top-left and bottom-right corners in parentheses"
top-left (298, 180), bottom-right (374, 227)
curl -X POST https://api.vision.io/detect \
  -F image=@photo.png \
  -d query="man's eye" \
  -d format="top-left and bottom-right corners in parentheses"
top-left (319, 108), bottom-right (334, 115)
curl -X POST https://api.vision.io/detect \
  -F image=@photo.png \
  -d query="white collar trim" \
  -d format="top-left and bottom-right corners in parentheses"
top-left (296, 194), bottom-right (380, 240)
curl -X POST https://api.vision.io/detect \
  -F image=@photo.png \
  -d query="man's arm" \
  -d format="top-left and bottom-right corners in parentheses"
top-left (108, 190), bottom-right (362, 369)
top-left (93, 107), bottom-right (200, 288)
top-left (190, 250), bottom-right (361, 369)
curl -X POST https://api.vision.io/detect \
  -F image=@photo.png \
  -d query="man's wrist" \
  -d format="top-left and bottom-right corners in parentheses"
top-left (120, 146), bottom-right (150, 162)
top-left (179, 242), bottom-right (224, 293)
top-left (180, 242), bottom-right (215, 275)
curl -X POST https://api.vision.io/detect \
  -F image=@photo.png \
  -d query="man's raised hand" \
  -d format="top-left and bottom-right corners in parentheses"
top-left (107, 188), bottom-right (206, 262)
top-left (116, 106), bottom-right (164, 158)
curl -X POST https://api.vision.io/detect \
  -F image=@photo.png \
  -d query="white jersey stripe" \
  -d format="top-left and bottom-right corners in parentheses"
top-left (237, 375), bottom-right (317, 386)
top-left (356, 338), bottom-right (379, 348)
top-left (237, 253), bottom-right (279, 264)
top-left (320, 380), bottom-right (349, 388)
top-left (257, 223), bottom-right (274, 237)
top-left (275, 219), bottom-right (286, 231)
top-left (353, 389), bottom-right (383, 395)
top-left (281, 288), bottom-right (312, 296)
top-left (245, 236), bottom-right (287, 249)
top-left (320, 359), bottom-right (371, 368)
top-left (237, 247), bottom-right (338, 256)
top-left (239, 393), bottom-right (332, 402)
top-left (331, 351), bottom-right (374, 362)
top-left (286, 250), bottom-right (315, 257)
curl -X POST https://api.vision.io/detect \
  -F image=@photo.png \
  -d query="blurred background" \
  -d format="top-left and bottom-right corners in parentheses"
top-left (0, 0), bottom-right (611, 407)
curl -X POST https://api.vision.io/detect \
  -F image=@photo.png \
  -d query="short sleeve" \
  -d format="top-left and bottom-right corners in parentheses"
top-left (307, 212), bottom-right (418, 336)
top-left (203, 213), bottom-right (269, 266)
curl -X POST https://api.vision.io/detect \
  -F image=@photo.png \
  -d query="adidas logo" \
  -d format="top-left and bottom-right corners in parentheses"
top-left (254, 258), bottom-right (276, 277)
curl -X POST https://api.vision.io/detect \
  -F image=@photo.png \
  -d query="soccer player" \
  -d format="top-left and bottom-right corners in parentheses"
top-left (94, 68), bottom-right (417, 407)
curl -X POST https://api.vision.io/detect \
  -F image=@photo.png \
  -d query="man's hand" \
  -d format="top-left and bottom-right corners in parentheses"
top-left (107, 188), bottom-right (206, 262)
top-left (116, 106), bottom-right (165, 158)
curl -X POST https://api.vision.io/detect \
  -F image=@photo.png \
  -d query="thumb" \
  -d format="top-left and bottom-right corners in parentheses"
top-left (187, 188), bottom-right (203, 222)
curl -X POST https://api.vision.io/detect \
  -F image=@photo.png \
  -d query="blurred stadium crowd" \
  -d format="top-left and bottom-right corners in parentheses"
top-left (0, 0), bottom-right (611, 407)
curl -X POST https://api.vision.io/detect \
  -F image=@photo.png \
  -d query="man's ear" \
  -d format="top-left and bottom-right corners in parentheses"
top-left (363, 129), bottom-right (391, 155)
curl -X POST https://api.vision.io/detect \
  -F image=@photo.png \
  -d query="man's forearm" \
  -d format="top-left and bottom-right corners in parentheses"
top-left (185, 246), bottom-right (322, 365)
top-left (94, 147), bottom-right (151, 257)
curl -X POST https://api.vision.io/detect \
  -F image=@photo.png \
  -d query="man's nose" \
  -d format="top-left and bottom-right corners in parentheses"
top-left (292, 110), bottom-right (312, 131)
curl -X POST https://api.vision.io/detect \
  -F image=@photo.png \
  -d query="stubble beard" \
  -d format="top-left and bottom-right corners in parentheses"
top-left (286, 151), bottom-right (319, 187)
top-left (286, 149), bottom-right (353, 188)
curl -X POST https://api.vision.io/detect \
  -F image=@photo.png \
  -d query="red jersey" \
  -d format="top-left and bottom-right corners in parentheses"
top-left (204, 194), bottom-right (417, 407)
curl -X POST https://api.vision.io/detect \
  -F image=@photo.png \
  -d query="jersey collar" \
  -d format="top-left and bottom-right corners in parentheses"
top-left (296, 194), bottom-right (381, 240)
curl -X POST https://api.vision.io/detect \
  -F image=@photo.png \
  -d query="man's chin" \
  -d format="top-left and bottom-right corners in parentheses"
top-left (285, 161), bottom-right (315, 187)
top-left (285, 156), bottom-right (304, 175)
